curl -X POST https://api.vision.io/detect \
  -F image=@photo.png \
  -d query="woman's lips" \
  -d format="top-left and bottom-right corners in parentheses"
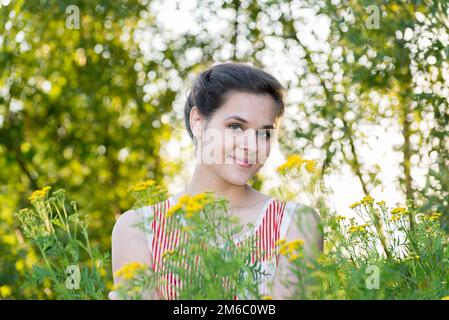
top-left (232, 157), bottom-right (253, 168)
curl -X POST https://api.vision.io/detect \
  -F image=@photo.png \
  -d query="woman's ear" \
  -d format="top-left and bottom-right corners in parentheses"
top-left (190, 106), bottom-right (203, 141)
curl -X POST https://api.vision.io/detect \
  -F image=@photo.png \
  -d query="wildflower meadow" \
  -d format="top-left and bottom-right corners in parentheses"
top-left (6, 154), bottom-right (449, 300)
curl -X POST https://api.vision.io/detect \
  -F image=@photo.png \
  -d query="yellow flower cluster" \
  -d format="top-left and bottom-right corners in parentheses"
top-left (276, 238), bottom-right (305, 262)
top-left (360, 195), bottom-right (374, 206)
top-left (349, 201), bottom-right (360, 209)
top-left (335, 215), bottom-right (347, 222)
top-left (277, 155), bottom-right (303, 173)
top-left (350, 195), bottom-right (375, 209)
top-left (114, 262), bottom-right (146, 280)
top-left (28, 186), bottom-right (51, 202)
top-left (129, 180), bottom-right (156, 192)
top-left (427, 211), bottom-right (442, 221)
top-left (376, 201), bottom-right (385, 207)
top-left (391, 207), bottom-right (409, 215)
top-left (261, 295), bottom-right (273, 300)
top-left (167, 192), bottom-right (215, 219)
top-left (15, 260), bottom-right (25, 272)
top-left (388, 207), bottom-right (409, 222)
top-left (276, 155), bottom-right (317, 174)
top-left (304, 160), bottom-right (317, 173)
top-left (348, 223), bottom-right (369, 234)
top-left (389, 214), bottom-right (401, 222)
top-left (0, 285), bottom-right (12, 298)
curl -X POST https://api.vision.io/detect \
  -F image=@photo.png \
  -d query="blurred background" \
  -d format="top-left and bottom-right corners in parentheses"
top-left (0, 0), bottom-right (448, 299)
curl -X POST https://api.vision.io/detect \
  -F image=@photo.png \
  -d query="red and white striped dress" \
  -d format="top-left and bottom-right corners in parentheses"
top-left (139, 195), bottom-right (297, 300)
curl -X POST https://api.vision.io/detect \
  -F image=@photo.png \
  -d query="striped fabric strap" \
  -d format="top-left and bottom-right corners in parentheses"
top-left (279, 201), bottom-right (297, 240)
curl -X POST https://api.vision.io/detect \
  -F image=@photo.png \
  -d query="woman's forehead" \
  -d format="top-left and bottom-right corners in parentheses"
top-left (214, 92), bottom-right (279, 123)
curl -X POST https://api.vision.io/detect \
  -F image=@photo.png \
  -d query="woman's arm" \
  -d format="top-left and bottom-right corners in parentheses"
top-left (111, 209), bottom-right (158, 299)
top-left (271, 203), bottom-right (323, 299)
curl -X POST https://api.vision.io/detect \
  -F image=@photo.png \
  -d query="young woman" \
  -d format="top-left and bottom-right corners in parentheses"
top-left (111, 62), bottom-right (323, 300)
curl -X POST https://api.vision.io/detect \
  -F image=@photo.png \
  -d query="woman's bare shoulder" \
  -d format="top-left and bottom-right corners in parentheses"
top-left (112, 200), bottom-right (166, 238)
top-left (113, 207), bottom-right (145, 234)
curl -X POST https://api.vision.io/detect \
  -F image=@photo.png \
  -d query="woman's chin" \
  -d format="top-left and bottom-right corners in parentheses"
top-left (220, 168), bottom-right (255, 185)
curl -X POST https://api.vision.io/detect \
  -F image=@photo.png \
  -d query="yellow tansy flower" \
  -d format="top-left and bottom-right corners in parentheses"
top-left (289, 239), bottom-right (305, 248)
top-left (166, 203), bottom-right (182, 217)
top-left (348, 224), bottom-right (368, 234)
top-left (115, 262), bottom-right (146, 280)
top-left (428, 212), bottom-right (442, 221)
top-left (279, 239), bottom-right (305, 257)
top-left (361, 195), bottom-right (374, 206)
top-left (0, 285), bottom-right (12, 298)
top-left (129, 180), bottom-right (156, 192)
top-left (389, 215), bottom-right (401, 222)
top-left (167, 192), bottom-right (215, 219)
top-left (276, 154), bottom-right (304, 174)
top-left (349, 201), bottom-right (360, 209)
top-left (304, 160), bottom-right (317, 173)
top-left (15, 260), bottom-right (25, 272)
top-left (185, 202), bottom-right (203, 215)
top-left (391, 207), bottom-right (408, 215)
top-left (288, 253), bottom-right (304, 262)
top-left (275, 239), bottom-right (286, 246)
top-left (28, 186), bottom-right (52, 202)
top-left (178, 195), bottom-right (190, 205)
top-left (335, 215), bottom-right (347, 222)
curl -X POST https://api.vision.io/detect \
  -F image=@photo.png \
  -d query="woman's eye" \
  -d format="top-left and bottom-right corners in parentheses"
top-left (258, 130), bottom-right (271, 139)
top-left (228, 123), bottom-right (242, 131)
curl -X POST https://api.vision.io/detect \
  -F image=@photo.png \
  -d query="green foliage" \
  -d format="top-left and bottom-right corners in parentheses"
top-left (274, 154), bottom-right (449, 300)
top-left (0, 0), bottom-right (174, 299)
top-left (288, 197), bottom-right (449, 299)
top-left (13, 186), bottom-right (109, 299)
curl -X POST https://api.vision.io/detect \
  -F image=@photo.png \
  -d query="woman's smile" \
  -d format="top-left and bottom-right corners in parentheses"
top-left (229, 156), bottom-right (254, 168)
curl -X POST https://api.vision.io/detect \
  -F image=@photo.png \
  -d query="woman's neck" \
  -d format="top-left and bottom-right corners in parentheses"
top-left (175, 164), bottom-right (252, 207)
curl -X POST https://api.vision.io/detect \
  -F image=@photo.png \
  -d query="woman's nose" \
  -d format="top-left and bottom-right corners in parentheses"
top-left (237, 129), bottom-right (258, 160)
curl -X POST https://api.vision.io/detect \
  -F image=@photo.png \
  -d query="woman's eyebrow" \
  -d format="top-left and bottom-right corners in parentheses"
top-left (224, 115), bottom-right (274, 129)
top-left (225, 115), bottom-right (248, 123)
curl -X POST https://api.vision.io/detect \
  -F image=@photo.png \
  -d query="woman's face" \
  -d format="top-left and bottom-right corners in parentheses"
top-left (194, 91), bottom-right (280, 186)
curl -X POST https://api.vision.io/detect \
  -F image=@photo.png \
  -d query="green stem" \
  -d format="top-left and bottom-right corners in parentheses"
top-left (59, 197), bottom-right (72, 239)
